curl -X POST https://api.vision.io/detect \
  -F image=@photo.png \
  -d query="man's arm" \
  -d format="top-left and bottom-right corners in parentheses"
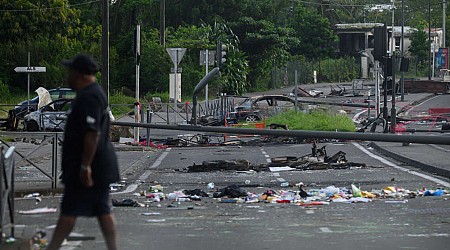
top-left (80, 130), bottom-right (100, 187)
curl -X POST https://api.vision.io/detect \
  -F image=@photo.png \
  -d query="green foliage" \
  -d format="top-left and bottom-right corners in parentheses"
top-left (285, 57), bottom-right (358, 85)
top-left (231, 17), bottom-right (296, 90)
top-left (266, 110), bottom-right (356, 132)
top-left (409, 29), bottom-right (429, 64)
top-left (288, 3), bottom-right (337, 59)
top-left (5, 0), bottom-right (445, 100)
top-left (109, 90), bottom-right (136, 117)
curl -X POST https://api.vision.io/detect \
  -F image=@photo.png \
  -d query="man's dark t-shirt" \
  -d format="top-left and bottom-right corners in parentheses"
top-left (61, 83), bottom-right (119, 188)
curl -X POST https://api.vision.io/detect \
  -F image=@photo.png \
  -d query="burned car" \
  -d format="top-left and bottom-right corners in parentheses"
top-left (13, 87), bottom-right (75, 117)
top-left (234, 95), bottom-right (297, 118)
top-left (23, 99), bottom-right (72, 132)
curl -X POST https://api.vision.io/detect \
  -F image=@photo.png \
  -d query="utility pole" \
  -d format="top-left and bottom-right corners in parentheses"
top-left (102, 0), bottom-right (110, 104)
top-left (390, 0), bottom-right (397, 133)
top-left (160, 0), bottom-right (165, 46)
top-left (429, 0), bottom-right (432, 80)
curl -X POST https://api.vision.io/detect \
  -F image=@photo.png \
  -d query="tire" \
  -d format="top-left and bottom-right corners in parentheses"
top-left (26, 120), bottom-right (39, 132)
top-left (245, 115), bottom-right (260, 123)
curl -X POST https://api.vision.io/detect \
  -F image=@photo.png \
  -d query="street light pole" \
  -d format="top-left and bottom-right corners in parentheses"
top-left (102, 0), bottom-right (110, 104)
top-left (444, 0), bottom-right (447, 48)
top-left (390, 0), bottom-right (397, 133)
top-left (401, 0), bottom-right (405, 101)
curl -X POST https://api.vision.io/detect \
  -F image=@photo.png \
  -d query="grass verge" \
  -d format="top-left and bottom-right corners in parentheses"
top-left (265, 110), bottom-right (356, 132)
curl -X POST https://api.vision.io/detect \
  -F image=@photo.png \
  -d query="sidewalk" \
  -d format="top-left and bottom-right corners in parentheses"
top-left (368, 92), bottom-right (450, 179)
top-left (369, 141), bottom-right (450, 178)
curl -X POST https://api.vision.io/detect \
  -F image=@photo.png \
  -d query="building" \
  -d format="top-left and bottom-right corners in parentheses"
top-left (334, 23), bottom-right (415, 78)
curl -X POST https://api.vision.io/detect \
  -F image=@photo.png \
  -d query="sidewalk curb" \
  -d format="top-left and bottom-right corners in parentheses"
top-left (369, 142), bottom-right (450, 179)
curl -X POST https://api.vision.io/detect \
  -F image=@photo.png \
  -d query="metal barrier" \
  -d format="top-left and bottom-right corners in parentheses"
top-left (0, 146), bottom-right (15, 242)
top-left (0, 132), bottom-right (61, 189)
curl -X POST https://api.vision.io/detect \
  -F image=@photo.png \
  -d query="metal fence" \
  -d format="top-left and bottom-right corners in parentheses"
top-left (0, 146), bottom-right (15, 242)
top-left (0, 132), bottom-right (61, 189)
top-left (112, 97), bottom-right (236, 125)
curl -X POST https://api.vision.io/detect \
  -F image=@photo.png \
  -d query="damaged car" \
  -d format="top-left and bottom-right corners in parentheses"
top-left (23, 99), bottom-right (72, 132)
top-left (234, 95), bottom-right (297, 119)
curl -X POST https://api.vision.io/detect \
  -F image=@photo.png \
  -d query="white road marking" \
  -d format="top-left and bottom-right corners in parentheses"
top-left (261, 148), bottom-right (271, 163)
top-left (112, 148), bottom-right (171, 195)
top-left (429, 144), bottom-right (450, 153)
top-left (353, 142), bottom-right (450, 188)
top-left (305, 210), bottom-right (315, 214)
top-left (320, 227), bottom-right (332, 233)
top-left (404, 95), bottom-right (438, 116)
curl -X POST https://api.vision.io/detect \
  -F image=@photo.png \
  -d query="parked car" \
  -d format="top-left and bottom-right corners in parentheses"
top-left (13, 87), bottom-right (75, 118)
top-left (23, 99), bottom-right (72, 132)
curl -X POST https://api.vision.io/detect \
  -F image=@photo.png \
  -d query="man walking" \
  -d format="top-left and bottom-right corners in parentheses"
top-left (47, 54), bottom-right (120, 250)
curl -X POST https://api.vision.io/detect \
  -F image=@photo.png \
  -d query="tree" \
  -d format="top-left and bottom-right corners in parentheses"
top-left (409, 28), bottom-right (428, 64)
top-left (0, 0), bottom-right (101, 90)
top-left (288, 4), bottom-right (337, 59)
top-left (231, 17), bottom-right (297, 90)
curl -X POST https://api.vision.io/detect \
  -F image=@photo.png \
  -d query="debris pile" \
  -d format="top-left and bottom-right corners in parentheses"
top-left (185, 143), bottom-right (366, 172)
top-left (110, 183), bottom-right (448, 208)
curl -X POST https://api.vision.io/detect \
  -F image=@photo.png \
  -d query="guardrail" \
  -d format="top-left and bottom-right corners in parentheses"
top-left (0, 146), bottom-right (15, 242)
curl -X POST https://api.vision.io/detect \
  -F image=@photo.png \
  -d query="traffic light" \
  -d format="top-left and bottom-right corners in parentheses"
top-left (373, 25), bottom-right (387, 61)
top-left (216, 42), bottom-right (227, 67)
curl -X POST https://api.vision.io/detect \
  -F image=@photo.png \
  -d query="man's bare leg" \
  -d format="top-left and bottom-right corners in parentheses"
top-left (46, 215), bottom-right (76, 250)
top-left (98, 213), bottom-right (118, 250)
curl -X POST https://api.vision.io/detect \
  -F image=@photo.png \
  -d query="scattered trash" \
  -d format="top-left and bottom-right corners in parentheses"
top-left (5, 237), bottom-right (16, 243)
top-left (183, 189), bottom-right (209, 197)
top-left (213, 185), bottom-right (248, 198)
top-left (351, 184), bottom-right (362, 197)
top-left (207, 182), bottom-right (215, 189)
top-left (280, 182), bottom-right (290, 187)
top-left (19, 207), bottom-right (57, 215)
top-left (269, 166), bottom-right (296, 172)
top-left (112, 199), bottom-right (143, 207)
top-left (424, 189), bottom-right (444, 196)
top-left (24, 193), bottom-right (41, 198)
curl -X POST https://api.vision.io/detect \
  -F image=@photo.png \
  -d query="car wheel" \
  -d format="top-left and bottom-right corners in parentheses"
top-left (26, 120), bottom-right (39, 132)
top-left (245, 115), bottom-right (260, 123)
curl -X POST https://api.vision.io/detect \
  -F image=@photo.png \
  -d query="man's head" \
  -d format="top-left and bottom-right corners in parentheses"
top-left (62, 54), bottom-right (99, 90)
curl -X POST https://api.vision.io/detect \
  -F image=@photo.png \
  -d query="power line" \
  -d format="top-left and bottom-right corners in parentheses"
top-left (0, 0), bottom-right (100, 12)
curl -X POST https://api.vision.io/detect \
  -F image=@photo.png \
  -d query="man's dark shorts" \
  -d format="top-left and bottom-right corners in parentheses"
top-left (61, 186), bottom-right (112, 217)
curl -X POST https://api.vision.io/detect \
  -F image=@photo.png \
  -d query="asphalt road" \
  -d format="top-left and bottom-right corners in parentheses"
top-left (2, 84), bottom-right (450, 249)
top-left (7, 142), bottom-right (450, 250)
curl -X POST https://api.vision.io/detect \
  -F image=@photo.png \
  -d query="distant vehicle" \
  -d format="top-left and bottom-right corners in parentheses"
top-left (13, 88), bottom-right (75, 118)
top-left (23, 99), bottom-right (72, 132)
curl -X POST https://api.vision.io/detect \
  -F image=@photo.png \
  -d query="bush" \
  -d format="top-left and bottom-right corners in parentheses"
top-left (109, 90), bottom-right (136, 117)
top-left (266, 110), bottom-right (356, 132)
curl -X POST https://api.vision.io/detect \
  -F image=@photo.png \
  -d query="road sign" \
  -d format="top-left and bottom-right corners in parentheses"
top-left (200, 50), bottom-right (216, 66)
top-left (14, 67), bottom-right (46, 73)
top-left (166, 48), bottom-right (186, 66)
